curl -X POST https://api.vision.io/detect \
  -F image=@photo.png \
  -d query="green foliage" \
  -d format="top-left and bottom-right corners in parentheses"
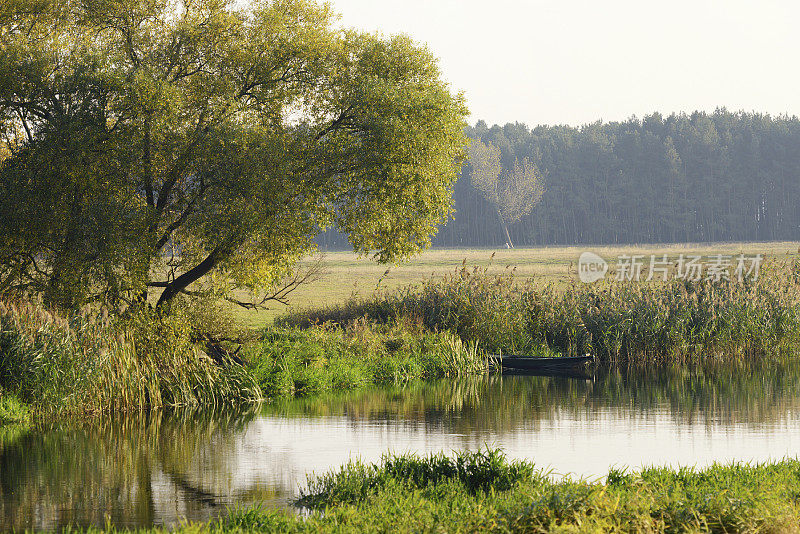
top-left (0, 299), bottom-right (262, 416)
top-left (213, 453), bottom-right (800, 533)
top-left (0, 0), bottom-right (468, 310)
top-left (44, 452), bottom-right (800, 531)
top-left (0, 388), bottom-right (27, 425)
top-left (298, 448), bottom-right (538, 509)
top-left (284, 260), bottom-right (800, 362)
top-left (298, 448), bottom-right (540, 509)
top-left (249, 324), bottom-right (489, 399)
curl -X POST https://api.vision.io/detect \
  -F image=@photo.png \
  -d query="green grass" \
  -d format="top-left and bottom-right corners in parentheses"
top-left (57, 448), bottom-right (800, 532)
top-left (235, 242), bottom-right (800, 327)
top-left (283, 256), bottom-right (800, 363)
top-left (248, 323), bottom-right (489, 399)
top-left (0, 297), bottom-right (491, 414)
top-left (0, 300), bottom-right (262, 417)
top-left (0, 389), bottom-right (28, 425)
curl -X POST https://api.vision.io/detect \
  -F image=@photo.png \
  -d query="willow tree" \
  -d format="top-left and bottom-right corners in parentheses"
top-left (0, 0), bottom-right (468, 309)
top-left (467, 138), bottom-right (544, 248)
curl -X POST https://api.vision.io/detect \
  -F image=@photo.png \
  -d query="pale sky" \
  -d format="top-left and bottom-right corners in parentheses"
top-left (325, 0), bottom-right (800, 127)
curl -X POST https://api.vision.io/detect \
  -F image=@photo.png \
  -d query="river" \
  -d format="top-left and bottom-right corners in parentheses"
top-left (3, 359), bottom-right (800, 530)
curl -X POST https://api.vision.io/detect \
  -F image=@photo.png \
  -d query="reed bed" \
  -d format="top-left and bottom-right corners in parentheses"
top-left (0, 300), bottom-right (262, 417)
top-left (285, 260), bottom-right (800, 363)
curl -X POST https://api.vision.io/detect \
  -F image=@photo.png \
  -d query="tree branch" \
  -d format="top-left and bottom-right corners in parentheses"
top-left (143, 116), bottom-right (154, 207)
top-left (315, 105), bottom-right (355, 141)
top-left (155, 240), bottom-right (233, 307)
top-left (226, 256), bottom-right (325, 310)
top-left (153, 178), bottom-right (206, 251)
top-left (155, 112), bottom-right (208, 216)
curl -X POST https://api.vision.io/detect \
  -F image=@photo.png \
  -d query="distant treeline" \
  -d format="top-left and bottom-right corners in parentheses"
top-left (318, 109), bottom-right (800, 248)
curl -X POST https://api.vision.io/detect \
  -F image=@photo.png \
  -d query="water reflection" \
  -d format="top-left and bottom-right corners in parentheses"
top-left (4, 359), bottom-right (800, 530)
top-left (0, 408), bottom-right (264, 531)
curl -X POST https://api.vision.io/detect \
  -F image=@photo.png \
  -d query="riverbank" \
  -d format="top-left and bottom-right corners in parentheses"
top-left (3, 257), bottom-right (800, 418)
top-left (0, 299), bottom-right (490, 419)
top-left (60, 449), bottom-right (800, 532)
top-left (286, 258), bottom-right (800, 363)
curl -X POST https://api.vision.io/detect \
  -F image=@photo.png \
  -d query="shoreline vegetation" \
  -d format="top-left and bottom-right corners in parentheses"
top-left (2, 256), bottom-right (800, 419)
top-left (3, 252), bottom-right (800, 531)
top-left (40, 449), bottom-right (800, 532)
top-left (285, 258), bottom-right (800, 362)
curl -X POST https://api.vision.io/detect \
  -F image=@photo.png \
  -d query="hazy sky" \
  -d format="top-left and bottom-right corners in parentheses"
top-left (325, 0), bottom-right (800, 127)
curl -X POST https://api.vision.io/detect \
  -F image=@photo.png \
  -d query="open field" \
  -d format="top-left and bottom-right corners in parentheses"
top-left (236, 241), bottom-right (800, 327)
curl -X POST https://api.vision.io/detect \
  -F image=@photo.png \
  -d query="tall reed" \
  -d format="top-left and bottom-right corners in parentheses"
top-left (249, 323), bottom-right (490, 399)
top-left (284, 260), bottom-right (800, 363)
top-left (0, 300), bottom-right (262, 416)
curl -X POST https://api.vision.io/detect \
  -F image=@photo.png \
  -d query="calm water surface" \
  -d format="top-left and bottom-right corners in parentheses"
top-left (3, 360), bottom-right (800, 530)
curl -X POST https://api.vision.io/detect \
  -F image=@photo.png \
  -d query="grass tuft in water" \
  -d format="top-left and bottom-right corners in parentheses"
top-left (298, 447), bottom-right (539, 509)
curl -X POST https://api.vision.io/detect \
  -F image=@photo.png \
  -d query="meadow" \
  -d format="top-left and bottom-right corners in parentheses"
top-left (241, 242), bottom-right (800, 326)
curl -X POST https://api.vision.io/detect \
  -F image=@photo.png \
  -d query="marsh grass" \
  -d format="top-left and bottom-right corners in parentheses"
top-left (217, 449), bottom-right (800, 533)
top-left (0, 300), bottom-right (262, 417)
top-left (235, 243), bottom-right (800, 326)
top-left (297, 448), bottom-right (540, 509)
top-left (0, 388), bottom-right (27, 425)
top-left (285, 259), bottom-right (800, 363)
top-left (249, 321), bottom-right (489, 399)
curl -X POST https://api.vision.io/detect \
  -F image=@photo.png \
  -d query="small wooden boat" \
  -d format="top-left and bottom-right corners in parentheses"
top-left (497, 354), bottom-right (594, 373)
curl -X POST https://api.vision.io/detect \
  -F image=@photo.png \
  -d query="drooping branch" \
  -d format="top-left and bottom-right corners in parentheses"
top-left (315, 105), bottom-right (355, 141)
top-left (225, 256), bottom-right (325, 310)
top-left (143, 116), bottom-right (154, 207)
top-left (0, 100), bottom-right (52, 121)
top-left (155, 112), bottom-right (208, 217)
top-left (154, 182), bottom-right (207, 252)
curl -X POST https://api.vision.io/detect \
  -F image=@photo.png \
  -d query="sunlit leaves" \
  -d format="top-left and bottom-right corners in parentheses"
top-left (0, 0), bottom-right (468, 309)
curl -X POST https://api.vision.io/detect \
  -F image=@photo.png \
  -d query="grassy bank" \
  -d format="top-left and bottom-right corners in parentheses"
top-left (0, 298), bottom-right (490, 416)
top-left (285, 259), bottom-right (800, 363)
top-left (0, 300), bottom-right (262, 417)
top-left (248, 324), bottom-right (489, 398)
top-left (64, 449), bottom-right (800, 532)
top-left (3, 246), bottom-right (799, 414)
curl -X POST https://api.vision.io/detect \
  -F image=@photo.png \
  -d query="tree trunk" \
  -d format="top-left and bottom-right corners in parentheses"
top-left (155, 244), bottom-right (228, 307)
top-left (497, 209), bottom-right (513, 248)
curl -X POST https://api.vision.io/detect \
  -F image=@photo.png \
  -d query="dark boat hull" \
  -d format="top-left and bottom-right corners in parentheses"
top-left (498, 355), bottom-right (594, 372)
